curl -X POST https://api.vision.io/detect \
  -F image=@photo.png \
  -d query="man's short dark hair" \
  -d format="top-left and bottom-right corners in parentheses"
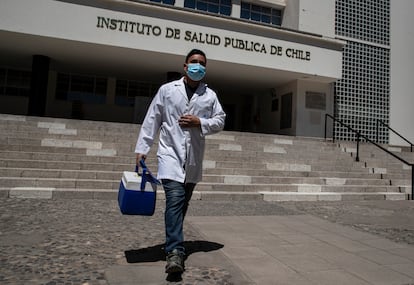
top-left (185, 49), bottom-right (207, 63)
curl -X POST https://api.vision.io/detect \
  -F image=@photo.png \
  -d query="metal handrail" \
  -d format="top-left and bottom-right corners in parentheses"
top-left (376, 119), bottom-right (413, 152)
top-left (325, 114), bottom-right (413, 200)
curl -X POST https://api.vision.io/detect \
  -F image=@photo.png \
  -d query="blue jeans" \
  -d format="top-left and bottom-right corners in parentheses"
top-left (162, 179), bottom-right (195, 255)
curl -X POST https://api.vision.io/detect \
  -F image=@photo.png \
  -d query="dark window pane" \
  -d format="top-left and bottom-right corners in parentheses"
top-left (95, 78), bottom-right (107, 95)
top-left (187, 0), bottom-right (231, 14)
top-left (21, 71), bottom-right (31, 88)
top-left (116, 80), bottom-right (128, 97)
top-left (197, 1), bottom-right (208, 11)
top-left (251, 4), bottom-right (261, 12)
top-left (262, 14), bottom-right (270, 23)
top-left (241, 9), bottom-right (250, 19)
top-left (56, 73), bottom-right (70, 100)
top-left (220, 5), bottom-right (231, 15)
top-left (208, 3), bottom-right (219, 13)
top-left (241, 2), bottom-right (249, 10)
top-left (240, 1), bottom-right (282, 26)
top-left (272, 15), bottom-right (281, 25)
top-left (7, 70), bottom-right (22, 86)
top-left (128, 81), bottom-right (140, 97)
top-left (71, 75), bottom-right (94, 93)
top-left (5, 87), bottom-right (19, 96)
top-left (184, 0), bottom-right (196, 8)
top-left (262, 7), bottom-right (271, 15)
top-left (251, 12), bottom-right (260, 21)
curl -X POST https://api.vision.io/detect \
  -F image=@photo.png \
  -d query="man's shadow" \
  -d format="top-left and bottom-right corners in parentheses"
top-left (124, 240), bottom-right (224, 282)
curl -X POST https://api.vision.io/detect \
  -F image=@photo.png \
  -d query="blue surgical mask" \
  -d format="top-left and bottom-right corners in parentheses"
top-left (186, 63), bottom-right (206, 81)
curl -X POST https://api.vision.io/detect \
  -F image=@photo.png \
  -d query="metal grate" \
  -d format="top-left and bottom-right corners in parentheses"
top-left (335, 0), bottom-right (390, 143)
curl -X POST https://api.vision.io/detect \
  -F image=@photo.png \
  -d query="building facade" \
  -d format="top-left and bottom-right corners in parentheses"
top-left (0, 0), bottom-right (412, 145)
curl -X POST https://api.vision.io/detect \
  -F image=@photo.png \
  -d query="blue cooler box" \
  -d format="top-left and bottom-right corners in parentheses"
top-left (118, 170), bottom-right (158, 216)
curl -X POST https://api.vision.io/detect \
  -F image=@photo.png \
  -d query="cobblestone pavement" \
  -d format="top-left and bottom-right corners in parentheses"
top-left (1, 198), bottom-right (414, 285)
top-left (0, 198), bottom-right (296, 285)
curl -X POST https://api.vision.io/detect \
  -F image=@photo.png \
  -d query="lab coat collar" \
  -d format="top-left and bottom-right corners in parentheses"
top-left (176, 77), bottom-right (207, 98)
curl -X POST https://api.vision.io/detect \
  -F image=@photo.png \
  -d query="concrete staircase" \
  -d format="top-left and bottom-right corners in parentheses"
top-left (0, 114), bottom-right (409, 201)
top-left (338, 141), bottom-right (413, 197)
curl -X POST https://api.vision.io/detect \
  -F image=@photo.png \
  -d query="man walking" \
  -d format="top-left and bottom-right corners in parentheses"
top-left (135, 49), bottom-right (226, 274)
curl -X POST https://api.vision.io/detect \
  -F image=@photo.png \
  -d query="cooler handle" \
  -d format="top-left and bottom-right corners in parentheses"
top-left (135, 159), bottom-right (161, 191)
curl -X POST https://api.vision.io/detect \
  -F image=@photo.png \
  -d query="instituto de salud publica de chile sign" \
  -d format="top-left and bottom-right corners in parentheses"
top-left (96, 16), bottom-right (312, 62)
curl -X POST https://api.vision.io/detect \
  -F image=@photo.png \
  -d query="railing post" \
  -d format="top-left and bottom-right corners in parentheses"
top-left (356, 132), bottom-right (360, 162)
top-left (324, 114), bottom-right (327, 140)
top-left (412, 165), bottom-right (414, 200)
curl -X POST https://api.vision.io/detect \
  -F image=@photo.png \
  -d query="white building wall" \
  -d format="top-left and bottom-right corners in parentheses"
top-left (295, 79), bottom-right (334, 137)
top-left (298, 0), bottom-right (335, 38)
top-left (390, 0), bottom-right (414, 146)
top-left (283, 0), bottom-right (335, 38)
top-left (282, 0), bottom-right (299, 30)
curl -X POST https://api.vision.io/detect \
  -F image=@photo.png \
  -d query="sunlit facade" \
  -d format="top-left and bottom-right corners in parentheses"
top-left (0, 0), bottom-right (412, 145)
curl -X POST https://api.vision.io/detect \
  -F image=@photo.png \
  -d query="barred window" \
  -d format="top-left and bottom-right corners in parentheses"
top-left (184, 0), bottom-right (232, 16)
top-left (241, 2), bottom-right (282, 26)
top-left (115, 79), bottom-right (160, 106)
top-left (0, 68), bottom-right (31, 97)
top-left (55, 73), bottom-right (107, 104)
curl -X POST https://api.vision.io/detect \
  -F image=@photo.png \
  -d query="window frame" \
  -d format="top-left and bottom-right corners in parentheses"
top-left (240, 2), bottom-right (282, 26)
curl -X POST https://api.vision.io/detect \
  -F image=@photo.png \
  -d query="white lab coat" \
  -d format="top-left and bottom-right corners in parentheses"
top-left (135, 77), bottom-right (226, 183)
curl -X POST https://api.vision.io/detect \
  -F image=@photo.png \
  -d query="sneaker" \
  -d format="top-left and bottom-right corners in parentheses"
top-left (165, 249), bottom-right (184, 274)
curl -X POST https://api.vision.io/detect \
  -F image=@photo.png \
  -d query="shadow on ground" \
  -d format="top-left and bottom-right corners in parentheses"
top-left (124, 240), bottom-right (224, 263)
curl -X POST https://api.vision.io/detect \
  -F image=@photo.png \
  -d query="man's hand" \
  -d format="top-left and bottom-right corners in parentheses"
top-left (136, 153), bottom-right (146, 165)
top-left (178, 114), bottom-right (201, 128)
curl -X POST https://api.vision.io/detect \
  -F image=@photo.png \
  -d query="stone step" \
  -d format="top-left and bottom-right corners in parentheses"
top-left (0, 115), bottom-right (334, 144)
top-left (0, 176), bottom-right (401, 193)
top-left (210, 160), bottom-right (364, 172)
top-left (204, 167), bottom-right (382, 179)
top-left (0, 117), bottom-right (333, 145)
top-left (0, 158), bottom-right (133, 172)
top-left (196, 183), bottom-right (401, 193)
top-left (0, 150), bottom-right (361, 169)
top-left (0, 151), bottom-right (133, 164)
top-left (0, 187), bottom-right (407, 201)
top-left (0, 139), bottom-right (344, 160)
top-left (0, 168), bottom-right (391, 186)
top-left (0, 152), bottom-right (368, 173)
top-left (1, 135), bottom-right (341, 159)
top-left (0, 161), bottom-right (383, 180)
top-left (383, 173), bottom-right (413, 180)
top-left (201, 174), bottom-right (391, 186)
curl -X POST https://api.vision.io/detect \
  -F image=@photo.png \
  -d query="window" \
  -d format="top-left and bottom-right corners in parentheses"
top-left (55, 73), bottom-right (107, 104)
top-left (241, 2), bottom-right (282, 26)
top-left (115, 79), bottom-right (160, 106)
top-left (0, 68), bottom-right (31, 97)
top-left (148, 0), bottom-right (175, 5)
top-left (184, 0), bottom-right (232, 16)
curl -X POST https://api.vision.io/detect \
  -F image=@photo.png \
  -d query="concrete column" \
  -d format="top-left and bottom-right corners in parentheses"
top-left (231, 0), bottom-right (241, 18)
top-left (175, 0), bottom-right (184, 8)
top-left (28, 55), bottom-right (50, 116)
